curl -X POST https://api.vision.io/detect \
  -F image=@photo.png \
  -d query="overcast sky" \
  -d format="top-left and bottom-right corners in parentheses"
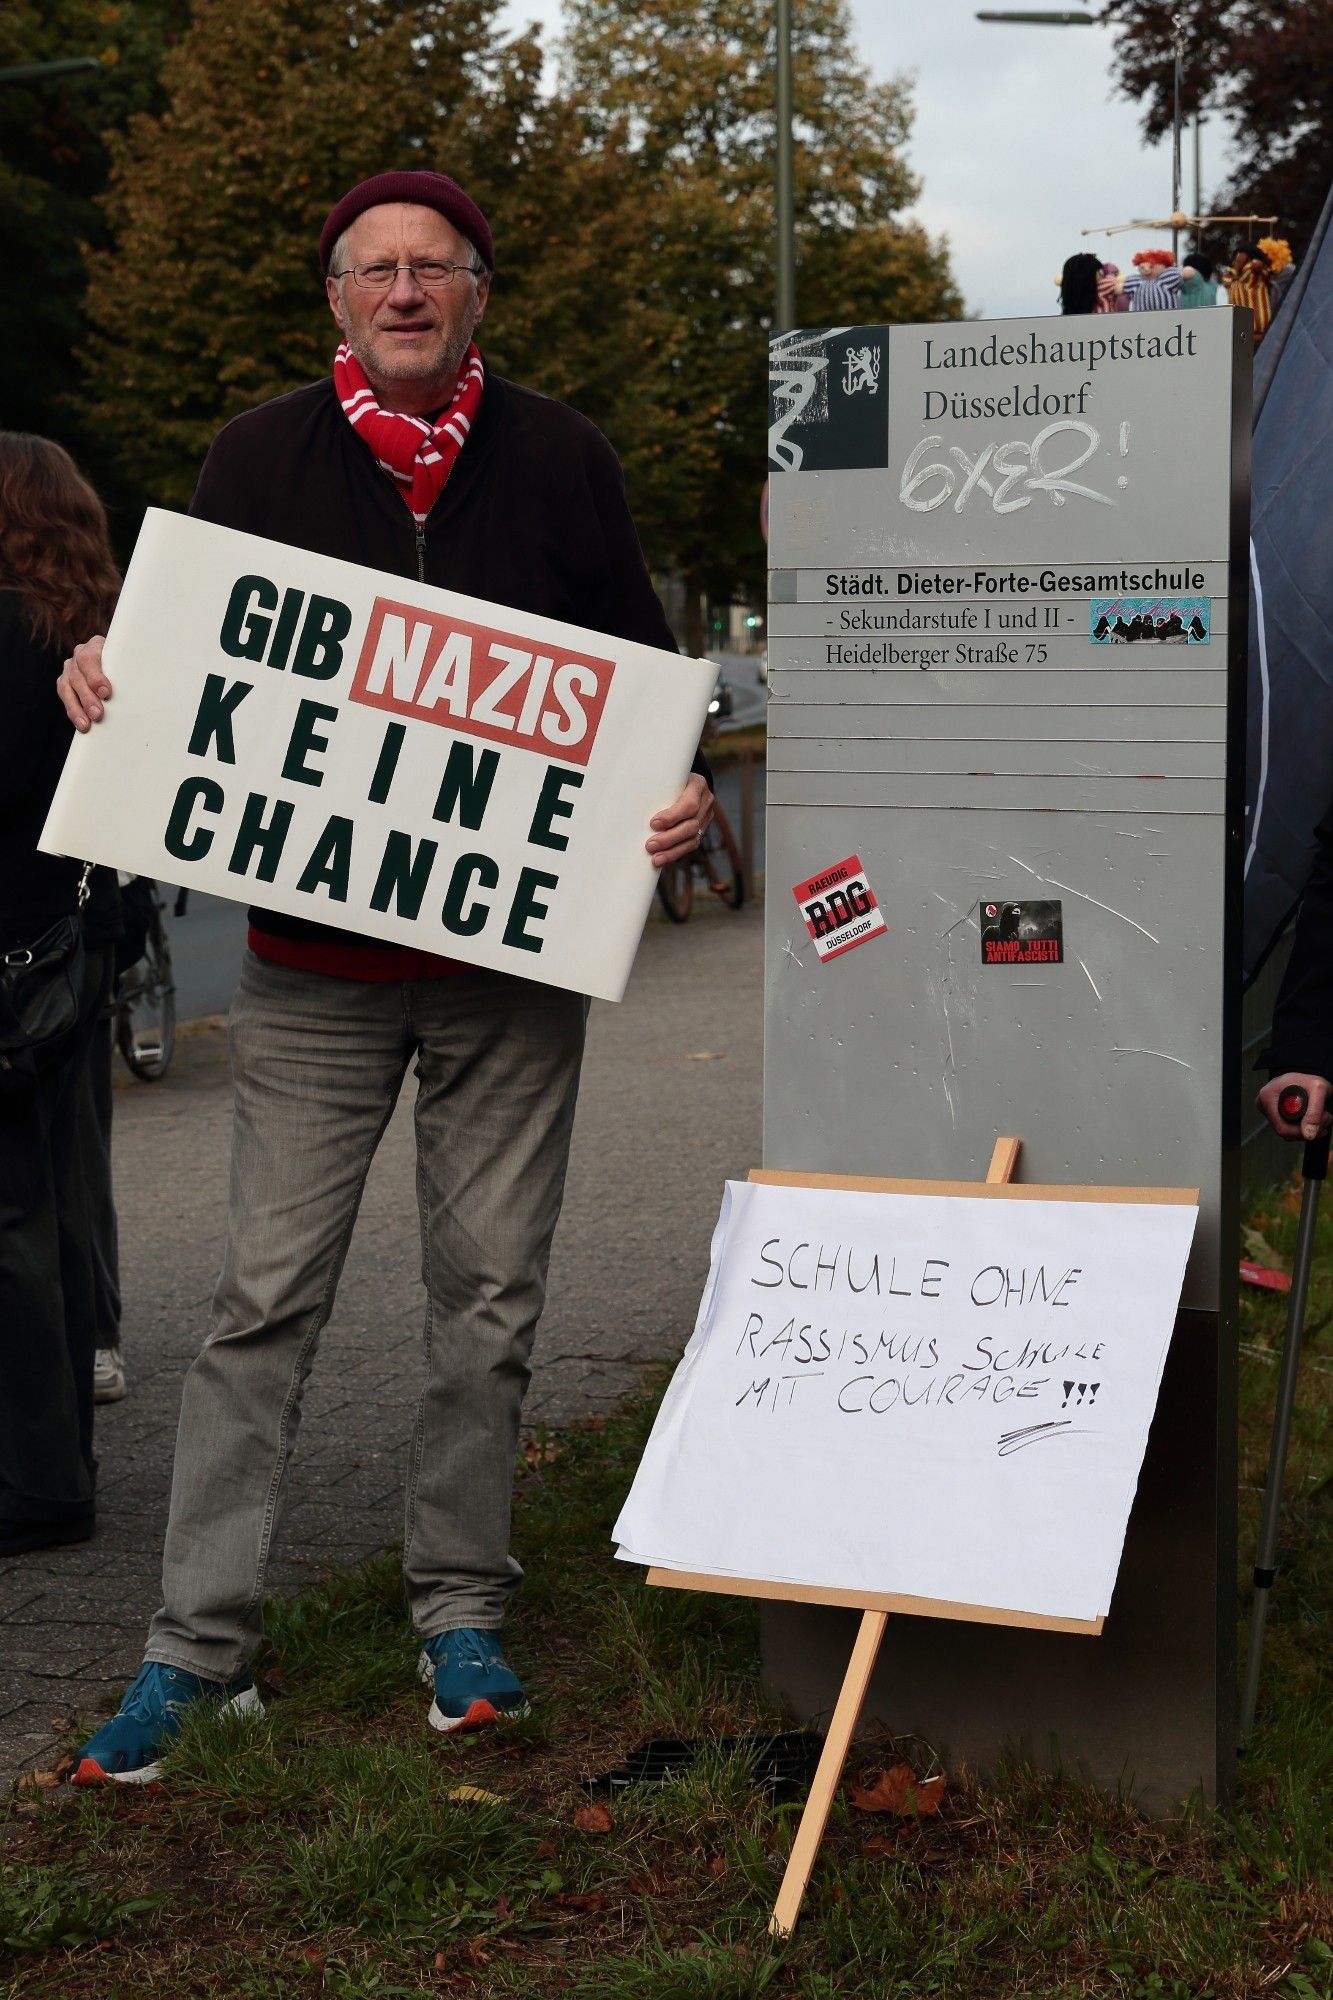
top-left (496, 0), bottom-right (1236, 322)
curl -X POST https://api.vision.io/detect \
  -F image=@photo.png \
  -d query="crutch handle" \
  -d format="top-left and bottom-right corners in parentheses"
top-left (1275, 1086), bottom-right (1332, 1180)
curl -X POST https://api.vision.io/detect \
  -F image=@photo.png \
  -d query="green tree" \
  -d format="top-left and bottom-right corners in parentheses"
top-left (556, 0), bottom-right (963, 637)
top-left (81, 0), bottom-right (961, 621)
top-left (81, 0), bottom-right (564, 514)
top-left (0, 0), bottom-right (189, 511)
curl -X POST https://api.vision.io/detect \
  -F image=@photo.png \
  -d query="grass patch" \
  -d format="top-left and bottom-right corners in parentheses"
top-left (0, 1861), bottom-right (157, 1957)
top-left (3, 1186), bottom-right (1330, 1998)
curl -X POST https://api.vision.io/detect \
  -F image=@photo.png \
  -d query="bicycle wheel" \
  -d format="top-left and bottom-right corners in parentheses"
top-left (115, 929), bottom-right (176, 1081)
top-left (699, 807), bottom-right (745, 911)
top-left (656, 859), bottom-right (695, 924)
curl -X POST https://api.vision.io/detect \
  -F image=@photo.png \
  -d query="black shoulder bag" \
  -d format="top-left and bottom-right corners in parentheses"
top-left (0, 862), bottom-right (92, 1083)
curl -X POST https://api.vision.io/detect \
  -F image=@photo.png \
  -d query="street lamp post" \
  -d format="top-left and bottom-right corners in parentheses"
top-left (775, 0), bottom-right (795, 332)
top-left (979, 8), bottom-right (1206, 264)
top-left (1170, 14), bottom-right (1185, 261)
top-left (974, 11), bottom-right (1095, 21)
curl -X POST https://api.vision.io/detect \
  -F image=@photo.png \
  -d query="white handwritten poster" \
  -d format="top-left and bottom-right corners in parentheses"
top-left (41, 511), bottom-right (716, 1003)
top-left (614, 1180), bottom-right (1198, 1623)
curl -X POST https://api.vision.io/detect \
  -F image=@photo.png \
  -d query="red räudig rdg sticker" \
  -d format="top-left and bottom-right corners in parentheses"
top-left (792, 854), bottom-right (887, 963)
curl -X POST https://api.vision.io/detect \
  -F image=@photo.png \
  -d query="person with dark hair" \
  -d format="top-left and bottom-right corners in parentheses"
top-left (0, 433), bottom-right (121, 1555)
top-left (1059, 252), bottom-right (1102, 315)
top-left (59, 170), bottom-right (714, 1783)
top-left (1178, 253), bottom-right (1218, 309)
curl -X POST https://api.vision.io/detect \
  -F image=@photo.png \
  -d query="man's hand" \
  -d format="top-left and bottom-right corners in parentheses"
top-left (57, 636), bottom-right (112, 731)
top-left (646, 772), bottom-right (714, 869)
top-left (1257, 1071), bottom-right (1332, 1141)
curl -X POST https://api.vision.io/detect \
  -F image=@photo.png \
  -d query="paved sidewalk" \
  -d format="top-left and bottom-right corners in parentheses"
top-left (0, 902), bottom-right (763, 1778)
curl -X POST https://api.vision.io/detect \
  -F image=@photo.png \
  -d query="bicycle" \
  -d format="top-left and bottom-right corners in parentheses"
top-left (656, 797), bottom-right (746, 924)
top-left (114, 877), bottom-right (177, 1081)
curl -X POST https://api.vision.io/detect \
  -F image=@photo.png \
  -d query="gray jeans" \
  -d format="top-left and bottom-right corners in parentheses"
top-left (146, 953), bottom-right (586, 1681)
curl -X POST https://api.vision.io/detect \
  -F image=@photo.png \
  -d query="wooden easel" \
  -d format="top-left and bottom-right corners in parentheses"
top-left (646, 1138), bottom-right (1196, 1937)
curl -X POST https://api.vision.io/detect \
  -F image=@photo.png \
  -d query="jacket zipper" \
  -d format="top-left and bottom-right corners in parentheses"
top-left (414, 520), bottom-right (426, 583)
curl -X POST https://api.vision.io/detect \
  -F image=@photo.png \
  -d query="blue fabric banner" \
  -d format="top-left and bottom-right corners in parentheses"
top-left (1244, 180), bottom-right (1333, 980)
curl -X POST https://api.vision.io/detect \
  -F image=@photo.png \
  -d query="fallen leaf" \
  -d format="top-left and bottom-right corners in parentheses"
top-left (434, 1951), bottom-right (448, 1971)
top-left (464, 1940), bottom-right (491, 1967)
top-left (849, 1761), bottom-right (948, 1817)
top-left (629, 1870), bottom-right (671, 1896)
top-left (52, 1755), bottom-right (74, 1781)
top-left (493, 1892), bottom-right (512, 1919)
top-left (574, 1802), bottom-right (613, 1834)
top-left (47, 1716), bottom-right (72, 1733)
top-left (1243, 1225), bottom-right (1286, 1270)
top-left (447, 1784), bottom-right (504, 1806)
top-left (552, 1891), bottom-right (608, 1914)
top-left (707, 1854), bottom-right (727, 1877)
top-left (17, 1769), bottom-right (61, 1791)
top-left (522, 1435), bottom-right (564, 1468)
top-left (300, 1947), bottom-right (324, 1967)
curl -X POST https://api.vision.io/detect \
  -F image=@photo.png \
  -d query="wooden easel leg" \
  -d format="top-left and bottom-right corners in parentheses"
top-left (768, 1608), bottom-right (889, 1938)
top-left (764, 1144), bottom-right (1012, 1936)
top-left (767, 1141), bottom-right (1021, 1939)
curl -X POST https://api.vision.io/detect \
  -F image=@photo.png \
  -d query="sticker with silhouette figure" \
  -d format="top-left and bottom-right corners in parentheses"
top-left (980, 899), bottom-right (1063, 966)
top-left (1089, 597), bottom-right (1209, 645)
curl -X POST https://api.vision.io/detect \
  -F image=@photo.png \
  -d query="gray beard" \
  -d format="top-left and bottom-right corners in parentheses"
top-left (349, 323), bottom-right (474, 405)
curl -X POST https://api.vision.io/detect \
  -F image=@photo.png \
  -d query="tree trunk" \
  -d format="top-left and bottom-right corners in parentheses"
top-left (683, 579), bottom-right (706, 658)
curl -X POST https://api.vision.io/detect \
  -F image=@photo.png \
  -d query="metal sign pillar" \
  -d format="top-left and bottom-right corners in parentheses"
top-left (763, 311), bottom-right (1251, 1805)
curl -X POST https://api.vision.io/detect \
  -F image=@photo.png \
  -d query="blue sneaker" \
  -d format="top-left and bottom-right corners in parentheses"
top-left (417, 1627), bottom-right (529, 1734)
top-left (72, 1661), bottom-right (262, 1785)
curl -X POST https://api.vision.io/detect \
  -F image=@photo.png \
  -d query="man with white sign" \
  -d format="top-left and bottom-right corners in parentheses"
top-left (60, 170), bottom-right (713, 1784)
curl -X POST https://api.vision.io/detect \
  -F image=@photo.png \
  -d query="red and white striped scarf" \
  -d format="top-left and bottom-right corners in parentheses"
top-left (333, 341), bottom-right (485, 524)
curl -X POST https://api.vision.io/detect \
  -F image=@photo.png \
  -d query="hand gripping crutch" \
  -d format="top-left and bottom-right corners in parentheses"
top-left (1239, 1085), bottom-right (1331, 1748)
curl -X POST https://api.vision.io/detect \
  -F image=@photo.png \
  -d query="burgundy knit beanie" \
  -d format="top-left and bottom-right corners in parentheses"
top-left (319, 171), bottom-right (495, 275)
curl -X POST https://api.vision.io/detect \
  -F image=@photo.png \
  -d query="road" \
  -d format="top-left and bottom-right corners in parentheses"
top-left (711, 648), bottom-right (768, 732)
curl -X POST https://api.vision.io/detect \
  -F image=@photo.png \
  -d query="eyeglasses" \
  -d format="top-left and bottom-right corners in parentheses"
top-left (334, 260), bottom-right (484, 291)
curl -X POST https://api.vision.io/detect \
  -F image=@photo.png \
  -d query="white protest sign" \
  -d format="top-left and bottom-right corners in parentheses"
top-left (614, 1178), bottom-right (1198, 1623)
top-left (41, 510), bottom-right (716, 1002)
